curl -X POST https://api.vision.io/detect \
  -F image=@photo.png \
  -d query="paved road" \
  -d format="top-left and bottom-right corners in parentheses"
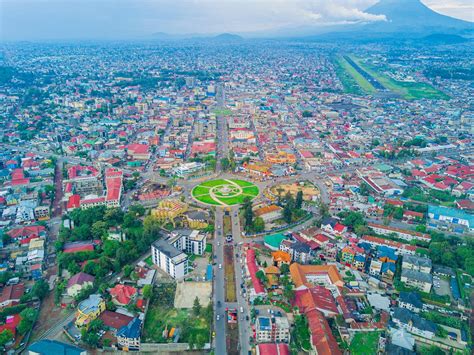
top-left (213, 207), bottom-right (227, 355)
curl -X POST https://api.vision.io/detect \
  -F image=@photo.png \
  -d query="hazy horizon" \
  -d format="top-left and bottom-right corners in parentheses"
top-left (0, 0), bottom-right (473, 41)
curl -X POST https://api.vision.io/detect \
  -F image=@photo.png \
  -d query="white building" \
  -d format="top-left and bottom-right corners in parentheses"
top-left (167, 229), bottom-right (207, 255)
top-left (151, 239), bottom-right (188, 279)
top-left (255, 316), bottom-right (290, 343)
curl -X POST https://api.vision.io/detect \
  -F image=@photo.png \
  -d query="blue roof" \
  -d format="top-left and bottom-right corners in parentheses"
top-left (258, 317), bottom-right (271, 330)
top-left (355, 255), bottom-right (366, 262)
top-left (428, 205), bottom-right (474, 227)
top-left (117, 317), bottom-right (141, 339)
top-left (28, 340), bottom-right (85, 355)
top-left (381, 262), bottom-right (396, 273)
top-left (377, 245), bottom-right (398, 261)
top-left (206, 264), bottom-right (213, 281)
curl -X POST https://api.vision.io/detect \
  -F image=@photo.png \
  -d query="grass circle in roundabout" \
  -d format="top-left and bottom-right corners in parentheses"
top-left (192, 179), bottom-right (259, 206)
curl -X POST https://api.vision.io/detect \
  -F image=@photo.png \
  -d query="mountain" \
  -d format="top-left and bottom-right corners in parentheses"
top-left (212, 33), bottom-right (243, 41)
top-left (149, 32), bottom-right (243, 42)
top-left (364, 0), bottom-right (472, 33)
top-left (257, 0), bottom-right (473, 41)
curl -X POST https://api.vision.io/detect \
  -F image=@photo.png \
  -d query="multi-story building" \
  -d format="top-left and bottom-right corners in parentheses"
top-left (400, 269), bottom-right (432, 293)
top-left (402, 255), bottom-right (432, 274)
top-left (392, 307), bottom-right (437, 339)
top-left (398, 292), bottom-right (423, 313)
top-left (368, 223), bottom-right (430, 243)
top-left (255, 316), bottom-right (290, 343)
top-left (167, 229), bottom-right (207, 255)
top-left (117, 317), bottom-right (142, 351)
top-left (75, 294), bottom-right (106, 328)
top-left (151, 239), bottom-right (188, 279)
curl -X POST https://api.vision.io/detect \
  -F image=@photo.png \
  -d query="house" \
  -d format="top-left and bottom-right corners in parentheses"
top-left (246, 248), bottom-right (266, 300)
top-left (110, 284), bottom-right (137, 306)
top-left (99, 310), bottom-right (133, 332)
top-left (151, 239), bottom-right (188, 279)
top-left (392, 307), bottom-right (437, 339)
top-left (254, 204), bottom-right (283, 223)
top-left (75, 294), bottom-right (106, 328)
top-left (280, 240), bottom-right (311, 264)
top-left (271, 250), bottom-right (291, 266)
top-left (398, 292), bottom-right (423, 313)
top-left (390, 328), bottom-right (415, 352)
top-left (368, 223), bottom-right (430, 243)
top-left (293, 285), bottom-right (339, 317)
top-left (27, 340), bottom-right (86, 355)
top-left (67, 272), bottom-right (95, 297)
top-left (400, 269), bottom-right (432, 293)
top-left (117, 317), bottom-right (142, 351)
top-left (321, 217), bottom-right (346, 235)
top-left (341, 246), bottom-right (355, 265)
top-left (7, 225), bottom-right (46, 241)
top-left (353, 254), bottom-right (366, 270)
top-left (0, 283), bottom-right (25, 308)
top-left (402, 255), bottom-right (432, 274)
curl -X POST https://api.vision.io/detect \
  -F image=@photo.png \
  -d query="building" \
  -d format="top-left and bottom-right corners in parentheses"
top-left (280, 240), bottom-right (311, 264)
top-left (400, 269), bottom-right (432, 293)
top-left (254, 204), bottom-right (283, 223)
top-left (402, 255), bottom-right (432, 274)
top-left (151, 199), bottom-right (188, 226)
top-left (392, 307), bottom-right (437, 339)
top-left (27, 340), bottom-right (86, 355)
top-left (172, 162), bottom-right (205, 178)
top-left (167, 229), bottom-right (207, 255)
top-left (368, 223), bottom-right (430, 243)
top-left (256, 343), bottom-right (290, 355)
top-left (117, 317), bottom-right (142, 351)
top-left (75, 294), bottom-right (106, 328)
top-left (184, 210), bottom-right (209, 229)
top-left (428, 205), bottom-right (474, 233)
top-left (0, 283), bottom-right (25, 308)
top-left (290, 263), bottom-right (344, 289)
top-left (255, 316), bottom-right (290, 343)
top-left (398, 292), bottom-right (423, 313)
top-left (151, 239), bottom-right (188, 279)
top-left (67, 272), bottom-right (95, 297)
top-left (109, 284), bottom-right (137, 306)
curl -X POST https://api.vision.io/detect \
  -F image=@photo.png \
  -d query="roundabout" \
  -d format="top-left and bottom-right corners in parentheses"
top-left (191, 179), bottom-right (259, 206)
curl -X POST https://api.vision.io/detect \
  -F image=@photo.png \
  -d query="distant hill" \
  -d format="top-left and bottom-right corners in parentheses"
top-left (212, 33), bottom-right (243, 41)
top-left (149, 32), bottom-right (243, 42)
top-left (274, 0), bottom-right (473, 42)
top-left (420, 33), bottom-right (469, 45)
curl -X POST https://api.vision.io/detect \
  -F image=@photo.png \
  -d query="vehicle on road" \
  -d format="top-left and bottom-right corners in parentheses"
top-left (218, 264), bottom-right (222, 269)
top-left (216, 314), bottom-right (220, 321)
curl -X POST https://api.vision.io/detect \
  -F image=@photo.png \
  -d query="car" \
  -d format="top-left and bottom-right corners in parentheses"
top-left (216, 314), bottom-right (220, 321)
top-left (217, 300), bottom-right (221, 307)
top-left (246, 315), bottom-right (249, 321)
top-left (218, 264), bottom-right (222, 269)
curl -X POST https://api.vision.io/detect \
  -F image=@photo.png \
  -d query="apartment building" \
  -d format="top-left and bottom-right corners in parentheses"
top-left (151, 239), bottom-right (188, 279)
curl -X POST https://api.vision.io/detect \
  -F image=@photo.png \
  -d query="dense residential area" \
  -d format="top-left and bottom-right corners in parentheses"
top-left (0, 13), bottom-right (473, 355)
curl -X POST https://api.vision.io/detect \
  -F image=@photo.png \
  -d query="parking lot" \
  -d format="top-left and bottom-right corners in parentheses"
top-left (433, 275), bottom-right (452, 298)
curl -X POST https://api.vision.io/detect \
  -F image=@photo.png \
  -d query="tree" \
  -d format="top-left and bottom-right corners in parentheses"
top-left (359, 182), bottom-right (371, 196)
top-left (0, 330), bottom-right (13, 347)
top-left (91, 221), bottom-right (108, 239)
top-left (295, 190), bottom-right (303, 209)
top-left (280, 263), bottom-right (290, 275)
top-left (256, 270), bottom-right (267, 284)
top-left (123, 265), bottom-right (134, 278)
top-left (253, 217), bottom-right (265, 233)
top-left (193, 297), bottom-right (202, 317)
top-left (319, 202), bottom-right (329, 218)
top-left (143, 215), bottom-right (162, 240)
top-left (283, 203), bottom-right (292, 224)
top-left (18, 308), bottom-right (38, 335)
top-left (31, 279), bottom-right (49, 300)
top-left (220, 158), bottom-right (230, 172)
top-left (143, 285), bottom-right (153, 299)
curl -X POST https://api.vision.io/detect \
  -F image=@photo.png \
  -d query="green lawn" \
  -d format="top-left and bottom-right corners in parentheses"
top-left (212, 108), bottom-right (233, 116)
top-left (242, 186), bottom-right (259, 196)
top-left (337, 57), bottom-right (377, 94)
top-left (334, 57), bottom-right (364, 95)
top-left (192, 185), bottom-right (211, 196)
top-left (352, 56), bottom-right (449, 100)
top-left (349, 331), bottom-right (380, 355)
top-left (192, 179), bottom-right (259, 206)
top-left (144, 255), bottom-right (153, 266)
top-left (194, 194), bottom-right (222, 205)
top-left (197, 179), bottom-right (228, 188)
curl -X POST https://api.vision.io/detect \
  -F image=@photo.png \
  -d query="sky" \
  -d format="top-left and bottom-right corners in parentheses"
top-left (0, 0), bottom-right (473, 40)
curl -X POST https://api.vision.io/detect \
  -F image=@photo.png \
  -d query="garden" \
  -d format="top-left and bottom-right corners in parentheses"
top-left (143, 283), bottom-right (212, 349)
top-left (192, 179), bottom-right (259, 206)
top-left (349, 331), bottom-right (381, 355)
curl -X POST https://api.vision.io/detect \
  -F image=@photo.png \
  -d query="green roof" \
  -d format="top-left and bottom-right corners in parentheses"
top-left (264, 233), bottom-right (286, 249)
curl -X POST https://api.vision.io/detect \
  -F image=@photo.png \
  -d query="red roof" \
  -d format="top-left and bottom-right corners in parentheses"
top-left (63, 241), bottom-right (95, 254)
top-left (0, 284), bottom-right (25, 305)
top-left (99, 310), bottom-right (133, 330)
top-left (0, 314), bottom-right (22, 336)
top-left (105, 168), bottom-right (123, 201)
top-left (257, 343), bottom-right (290, 355)
top-left (306, 309), bottom-right (341, 355)
top-left (110, 284), bottom-right (137, 305)
top-left (67, 194), bottom-right (81, 209)
top-left (246, 249), bottom-right (265, 295)
top-left (294, 286), bottom-right (338, 316)
top-left (333, 223), bottom-right (346, 233)
top-left (7, 225), bottom-right (45, 239)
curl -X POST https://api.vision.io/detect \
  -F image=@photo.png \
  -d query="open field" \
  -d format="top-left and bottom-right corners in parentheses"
top-left (335, 56), bottom-right (377, 94)
top-left (352, 56), bottom-right (449, 100)
top-left (143, 283), bottom-right (210, 344)
top-left (192, 179), bottom-right (259, 206)
top-left (349, 331), bottom-right (380, 355)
